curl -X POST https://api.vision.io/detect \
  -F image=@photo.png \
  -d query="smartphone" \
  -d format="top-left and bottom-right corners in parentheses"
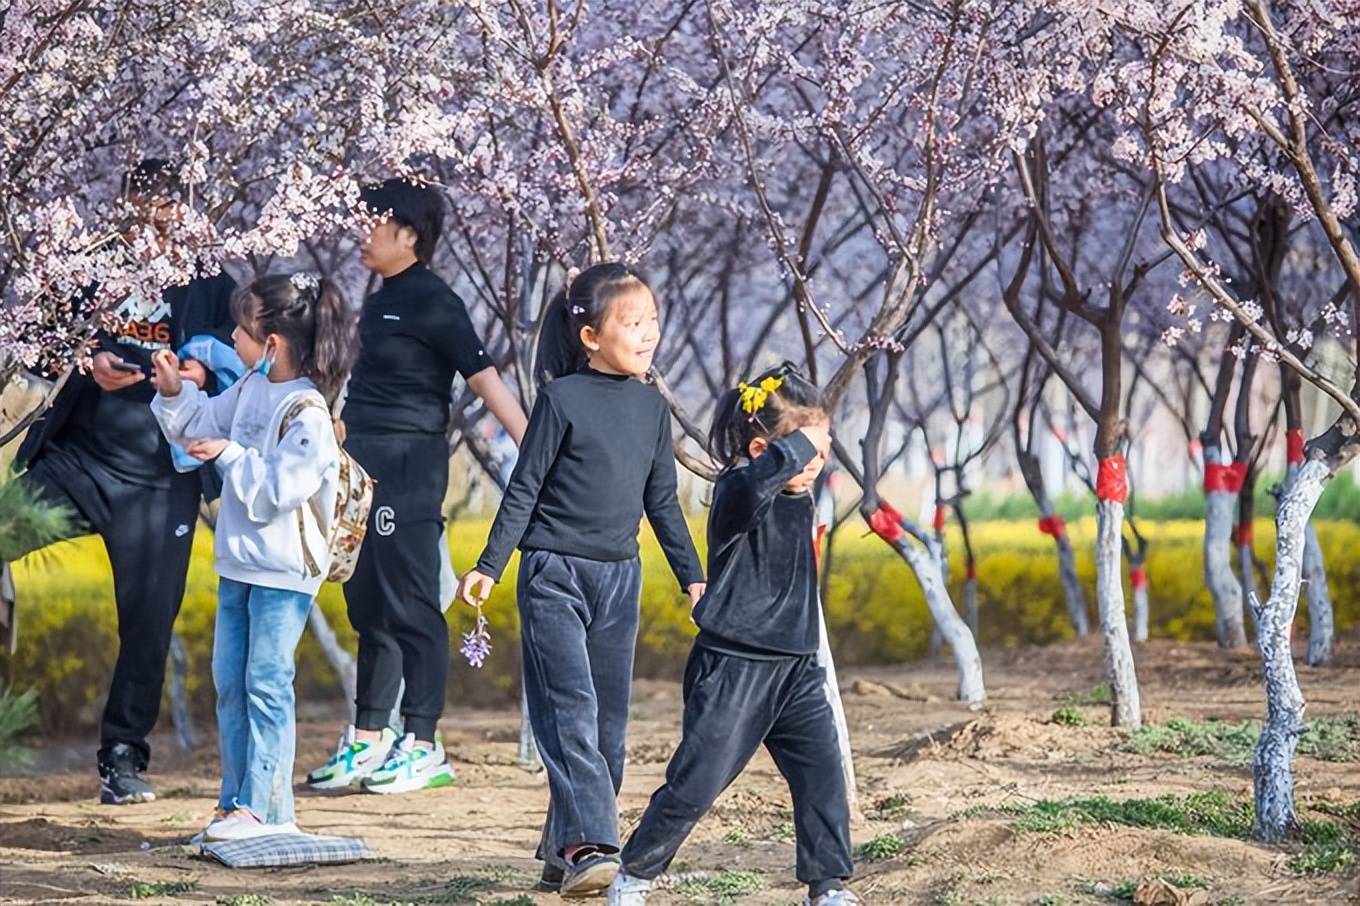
top-left (110, 359), bottom-right (144, 374)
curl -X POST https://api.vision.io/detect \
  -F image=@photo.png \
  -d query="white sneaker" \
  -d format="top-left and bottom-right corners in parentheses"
top-left (189, 808), bottom-right (230, 844)
top-left (361, 731), bottom-right (455, 795)
top-left (203, 810), bottom-right (300, 841)
top-left (607, 872), bottom-right (653, 905)
top-left (305, 725), bottom-right (397, 790)
top-left (805, 890), bottom-right (862, 906)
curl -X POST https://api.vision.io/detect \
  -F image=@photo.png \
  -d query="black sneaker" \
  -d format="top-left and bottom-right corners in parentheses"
top-left (533, 862), bottom-right (565, 893)
top-left (561, 852), bottom-right (620, 898)
top-left (98, 744), bottom-right (156, 805)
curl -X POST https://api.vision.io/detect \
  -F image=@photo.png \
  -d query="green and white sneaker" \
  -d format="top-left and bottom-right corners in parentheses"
top-left (305, 725), bottom-right (397, 790)
top-left (361, 731), bottom-right (455, 794)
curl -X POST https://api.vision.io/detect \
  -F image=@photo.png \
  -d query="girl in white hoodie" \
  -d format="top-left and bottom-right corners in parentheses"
top-left (151, 272), bottom-right (354, 841)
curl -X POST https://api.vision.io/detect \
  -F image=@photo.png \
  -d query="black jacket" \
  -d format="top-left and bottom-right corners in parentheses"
top-left (16, 272), bottom-right (237, 498)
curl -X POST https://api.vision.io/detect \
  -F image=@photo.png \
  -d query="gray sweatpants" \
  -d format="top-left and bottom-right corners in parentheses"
top-left (518, 550), bottom-right (642, 868)
top-left (620, 645), bottom-right (854, 889)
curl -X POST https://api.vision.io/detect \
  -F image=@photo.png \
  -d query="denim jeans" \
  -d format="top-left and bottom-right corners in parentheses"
top-left (214, 577), bottom-right (314, 824)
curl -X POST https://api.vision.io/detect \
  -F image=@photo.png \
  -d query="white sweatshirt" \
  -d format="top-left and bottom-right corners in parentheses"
top-left (152, 372), bottom-right (340, 595)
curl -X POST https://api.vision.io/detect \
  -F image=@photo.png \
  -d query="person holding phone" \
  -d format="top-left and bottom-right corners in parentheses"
top-left (5, 159), bottom-right (237, 805)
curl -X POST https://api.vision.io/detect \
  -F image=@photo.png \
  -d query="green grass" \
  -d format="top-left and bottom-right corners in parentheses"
top-left (871, 792), bottom-right (913, 821)
top-left (1124, 715), bottom-right (1360, 765)
top-left (721, 827), bottom-right (750, 844)
top-left (1105, 874), bottom-right (1210, 900)
top-left (129, 881), bottom-right (197, 899)
top-left (217, 897), bottom-right (274, 906)
top-left (1051, 705), bottom-right (1088, 727)
top-left (672, 870), bottom-right (764, 903)
top-left (855, 832), bottom-right (906, 862)
top-left (1059, 684), bottom-right (1112, 707)
top-left (993, 792), bottom-right (1358, 875)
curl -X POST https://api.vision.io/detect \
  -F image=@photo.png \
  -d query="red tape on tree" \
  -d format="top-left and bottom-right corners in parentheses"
top-left (869, 502), bottom-right (903, 544)
top-left (1037, 514), bottom-right (1066, 539)
top-left (813, 523), bottom-right (828, 566)
top-left (1129, 566), bottom-right (1148, 590)
top-left (932, 503), bottom-right (947, 533)
top-left (1234, 521), bottom-right (1254, 546)
top-left (1203, 462), bottom-right (1247, 494)
top-left (1286, 429), bottom-right (1305, 465)
top-left (965, 561), bottom-right (977, 581)
top-left (1096, 455), bottom-right (1128, 503)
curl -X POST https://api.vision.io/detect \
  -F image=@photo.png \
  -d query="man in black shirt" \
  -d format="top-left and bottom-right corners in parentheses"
top-left (6, 160), bottom-right (237, 804)
top-left (306, 178), bottom-right (527, 795)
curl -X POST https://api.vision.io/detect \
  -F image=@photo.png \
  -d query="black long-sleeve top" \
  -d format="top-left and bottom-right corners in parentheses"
top-left (693, 430), bottom-right (821, 657)
top-left (474, 368), bottom-right (704, 590)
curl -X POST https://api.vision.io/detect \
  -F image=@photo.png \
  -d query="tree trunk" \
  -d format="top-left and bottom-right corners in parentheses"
top-left (1018, 451), bottom-right (1088, 636)
top-left (963, 575), bottom-right (979, 638)
top-left (1238, 538), bottom-right (1257, 624)
top-left (1129, 558), bottom-right (1149, 643)
top-left (167, 633), bottom-right (196, 751)
top-left (1203, 445), bottom-right (1248, 648)
top-left (1302, 521), bottom-right (1332, 667)
top-left (1096, 500), bottom-right (1141, 728)
top-left (816, 600), bottom-right (857, 809)
top-left (1252, 459), bottom-right (1329, 842)
top-left (518, 683), bottom-right (541, 770)
top-left (307, 603), bottom-right (357, 715)
top-left (899, 541), bottom-right (985, 706)
top-left (1056, 533), bottom-right (1089, 638)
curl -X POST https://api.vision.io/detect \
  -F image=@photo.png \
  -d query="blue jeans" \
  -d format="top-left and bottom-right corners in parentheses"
top-left (214, 577), bottom-right (314, 824)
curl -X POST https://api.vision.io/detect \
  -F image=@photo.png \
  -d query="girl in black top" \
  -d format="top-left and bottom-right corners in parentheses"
top-left (608, 364), bottom-right (859, 906)
top-left (459, 264), bottom-right (704, 898)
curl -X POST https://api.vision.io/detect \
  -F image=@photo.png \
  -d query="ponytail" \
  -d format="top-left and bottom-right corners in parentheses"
top-left (310, 280), bottom-right (356, 405)
top-left (533, 263), bottom-right (653, 388)
top-left (232, 273), bottom-right (356, 405)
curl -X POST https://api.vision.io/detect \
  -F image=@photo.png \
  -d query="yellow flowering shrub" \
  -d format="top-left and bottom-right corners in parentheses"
top-left (2, 517), bottom-right (1355, 732)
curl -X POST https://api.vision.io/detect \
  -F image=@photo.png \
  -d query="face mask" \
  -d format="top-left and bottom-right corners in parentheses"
top-left (257, 343), bottom-right (276, 377)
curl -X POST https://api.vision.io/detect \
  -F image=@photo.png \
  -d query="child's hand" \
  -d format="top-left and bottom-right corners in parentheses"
top-left (151, 350), bottom-right (183, 396)
top-left (458, 569), bottom-right (495, 608)
top-left (186, 438), bottom-right (229, 461)
top-left (799, 423), bottom-right (832, 458)
top-left (686, 582), bottom-right (705, 608)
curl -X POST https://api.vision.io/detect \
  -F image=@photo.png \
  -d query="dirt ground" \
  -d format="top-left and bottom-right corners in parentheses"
top-left (2, 634), bottom-right (1359, 905)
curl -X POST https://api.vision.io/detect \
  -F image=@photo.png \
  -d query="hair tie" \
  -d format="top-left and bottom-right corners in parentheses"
top-left (737, 374), bottom-right (784, 415)
top-left (571, 304), bottom-right (586, 315)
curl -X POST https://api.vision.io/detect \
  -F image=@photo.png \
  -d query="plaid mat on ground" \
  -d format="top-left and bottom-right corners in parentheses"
top-left (201, 832), bottom-right (376, 868)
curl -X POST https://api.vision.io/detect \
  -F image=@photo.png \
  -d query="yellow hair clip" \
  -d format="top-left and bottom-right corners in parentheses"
top-left (738, 374), bottom-right (784, 414)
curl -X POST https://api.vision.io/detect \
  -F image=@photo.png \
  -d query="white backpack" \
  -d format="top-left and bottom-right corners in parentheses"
top-left (277, 396), bottom-right (375, 583)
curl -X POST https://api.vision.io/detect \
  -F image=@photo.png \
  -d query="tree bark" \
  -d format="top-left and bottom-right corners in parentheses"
top-left (1203, 445), bottom-right (1248, 648)
top-left (816, 598), bottom-right (857, 809)
top-left (167, 633), bottom-right (196, 751)
top-left (1018, 450), bottom-right (1088, 636)
top-left (1096, 500), bottom-right (1141, 729)
top-left (1302, 522), bottom-right (1332, 667)
top-left (308, 603), bottom-right (357, 714)
top-left (902, 540), bottom-right (985, 706)
top-left (1251, 458), bottom-right (1329, 841)
top-left (963, 576), bottom-right (979, 639)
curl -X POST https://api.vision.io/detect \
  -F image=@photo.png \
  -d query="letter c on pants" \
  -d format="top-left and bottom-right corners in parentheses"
top-left (375, 506), bottom-right (396, 536)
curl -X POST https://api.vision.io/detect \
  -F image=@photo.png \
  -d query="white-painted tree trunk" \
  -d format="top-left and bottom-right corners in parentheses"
top-left (167, 633), bottom-right (196, 750)
top-left (816, 600), bottom-right (857, 809)
top-left (308, 603), bottom-right (357, 718)
top-left (1252, 459), bottom-right (1329, 842)
top-left (1238, 541), bottom-right (1257, 631)
top-left (518, 683), bottom-right (541, 770)
top-left (1302, 522), bottom-right (1332, 667)
top-left (963, 576), bottom-right (979, 638)
top-left (1055, 533), bottom-right (1089, 637)
top-left (1132, 580), bottom-right (1149, 643)
top-left (1095, 500), bottom-right (1141, 729)
top-left (1203, 447), bottom-right (1247, 648)
top-left (898, 541), bottom-right (985, 706)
